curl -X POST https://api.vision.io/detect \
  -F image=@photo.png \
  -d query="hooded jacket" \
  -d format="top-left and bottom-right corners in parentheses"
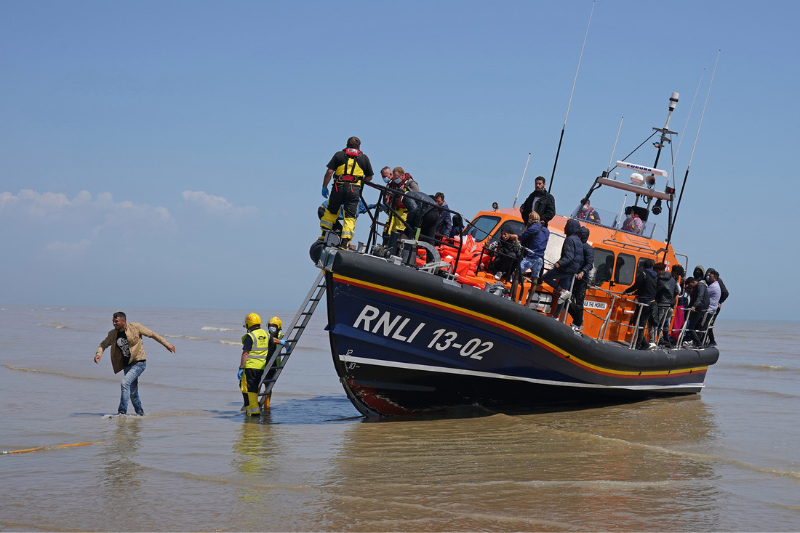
top-left (624, 267), bottom-right (658, 302)
top-left (655, 271), bottom-right (679, 307)
top-left (554, 219), bottom-right (583, 275)
top-left (578, 226), bottom-right (594, 278)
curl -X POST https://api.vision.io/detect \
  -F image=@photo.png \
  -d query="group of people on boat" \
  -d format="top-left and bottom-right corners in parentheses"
top-left (317, 136), bottom-right (727, 352)
top-left (318, 136), bottom-right (463, 258)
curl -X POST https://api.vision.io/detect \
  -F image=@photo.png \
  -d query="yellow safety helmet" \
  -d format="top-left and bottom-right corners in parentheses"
top-left (268, 316), bottom-right (282, 329)
top-left (243, 313), bottom-right (261, 329)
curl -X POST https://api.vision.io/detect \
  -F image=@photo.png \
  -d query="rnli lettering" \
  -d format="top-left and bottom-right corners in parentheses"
top-left (351, 304), bottom-right (494, 359)
top-left (352, 305), bottom-right (425, 344)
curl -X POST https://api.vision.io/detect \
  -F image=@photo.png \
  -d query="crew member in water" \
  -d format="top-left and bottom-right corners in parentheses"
top-left (94, 311), bottom-right (176, 416)
top-left (240, 313), bottom-right (286, 416)
top-left (320, 137), bottom-right (374, 249)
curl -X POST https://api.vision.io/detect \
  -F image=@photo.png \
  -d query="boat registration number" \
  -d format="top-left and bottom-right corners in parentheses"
top-left (584, 300), bottom-right (608, 310)
top-left (352, 304), bottom-right (494, 360)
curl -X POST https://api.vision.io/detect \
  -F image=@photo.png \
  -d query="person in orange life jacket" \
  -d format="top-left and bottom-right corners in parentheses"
top-left (383, 167), bottom-right (420, 249)
top-left (94, 311), bottom-right (176, 416)
top-left (320, 136), bottom-right (374, 248)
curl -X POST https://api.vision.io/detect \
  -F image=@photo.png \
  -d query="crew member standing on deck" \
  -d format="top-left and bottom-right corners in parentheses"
top-left (320, 137), bottom-right (374, 249)
top-left (239, 313), bottom-right (285, 416)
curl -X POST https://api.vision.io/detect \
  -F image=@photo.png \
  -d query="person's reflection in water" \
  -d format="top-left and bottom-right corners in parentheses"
top-left (231, 415), bottom-right (279, 518)
top-left (99, 420), bottom-right (143, 495)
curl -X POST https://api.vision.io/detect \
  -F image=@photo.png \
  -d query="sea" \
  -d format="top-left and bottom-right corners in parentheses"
top-left (1, 305), bottom-right (799, 531)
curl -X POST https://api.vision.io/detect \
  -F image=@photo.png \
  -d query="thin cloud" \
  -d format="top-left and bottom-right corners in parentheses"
top-left (181, 190), bottom-right (258, 220)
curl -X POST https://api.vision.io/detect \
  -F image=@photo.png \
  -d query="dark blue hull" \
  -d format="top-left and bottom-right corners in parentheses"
top-left (322, 249), bottom-right (718, 418)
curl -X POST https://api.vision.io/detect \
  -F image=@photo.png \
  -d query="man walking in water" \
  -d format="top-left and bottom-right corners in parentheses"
top-left (94, 312), bottom-right (176, 415)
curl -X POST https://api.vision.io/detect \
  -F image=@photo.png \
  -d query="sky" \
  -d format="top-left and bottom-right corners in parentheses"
top-left (1, 0), bottom-right (797, 320)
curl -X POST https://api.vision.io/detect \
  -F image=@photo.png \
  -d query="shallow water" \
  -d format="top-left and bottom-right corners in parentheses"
top-left (1, 305), bottom-right (799, 531)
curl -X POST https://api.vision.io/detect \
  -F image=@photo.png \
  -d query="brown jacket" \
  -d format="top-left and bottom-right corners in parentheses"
top-left (96, 322), bottom-right (171, 374)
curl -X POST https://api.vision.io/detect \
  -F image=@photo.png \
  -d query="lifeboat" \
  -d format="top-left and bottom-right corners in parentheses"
top-left (311, 98), bottom-right (720, 418)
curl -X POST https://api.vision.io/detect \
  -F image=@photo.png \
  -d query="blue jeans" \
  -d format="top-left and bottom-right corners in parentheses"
top-left (118, 361), bottom-right (146, 415)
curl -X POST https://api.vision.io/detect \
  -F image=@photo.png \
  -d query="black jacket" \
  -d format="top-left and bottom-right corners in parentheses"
top-left (578, 226), bottom-right (594, 278)
top-left (655, 272), bottom-right (679, 307)
top-left (690, 280), bottom-right (710, 312)
top-left (403, 191), bottom-right (439, 228)
top-left (520, 188), bottom-right (556, 225)
top-left (624, 268), bottom-right (658, 302)
top-left (717, 277), bottom-right (729, 304)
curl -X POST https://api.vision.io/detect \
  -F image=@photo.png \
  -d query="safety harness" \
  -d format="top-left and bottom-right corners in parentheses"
top-left (334, 148), bottom-right (363, 192)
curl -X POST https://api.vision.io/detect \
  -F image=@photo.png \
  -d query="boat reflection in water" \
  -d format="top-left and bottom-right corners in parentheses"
top-left (314, 396), bottom-right (721, 531)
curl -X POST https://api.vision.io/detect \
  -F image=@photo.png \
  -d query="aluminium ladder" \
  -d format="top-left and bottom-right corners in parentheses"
top-left (257, 270), bottom-right (327, 407)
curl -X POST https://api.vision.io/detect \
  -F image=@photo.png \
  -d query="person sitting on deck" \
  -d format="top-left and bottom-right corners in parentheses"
top-left (487, 228), bottom-right (523, 281)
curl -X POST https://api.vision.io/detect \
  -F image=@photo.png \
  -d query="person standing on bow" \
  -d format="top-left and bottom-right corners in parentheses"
top-left (94, 311), bottom-right (176, 416)
top-left (623, 258), bottom-right (658, 350)
top-left (520, 176), bottom-right (556, 227)
top-left (433, 192), bottom-right (452, 241)
top-left (239, 313), bottom-right (286, 417)
top-left (320, 137), bottom-right (374, 249)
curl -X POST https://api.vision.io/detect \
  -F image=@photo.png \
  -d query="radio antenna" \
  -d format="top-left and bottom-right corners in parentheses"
top-left (664, 50), bottom-right (720, 257)
top-left (607, 117), bottom-right (624, 172)
top-left (549, 0), bottom-right (594, 195)
top-left (512, 153), bottom-right (532, 208)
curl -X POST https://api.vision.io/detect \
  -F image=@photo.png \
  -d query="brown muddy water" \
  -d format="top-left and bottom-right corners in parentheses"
top-left (1, 305), bottom-right (799, 531)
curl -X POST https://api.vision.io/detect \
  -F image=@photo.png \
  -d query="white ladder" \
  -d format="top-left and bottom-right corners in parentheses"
top-left (257, 271), bottom-right (327, 406)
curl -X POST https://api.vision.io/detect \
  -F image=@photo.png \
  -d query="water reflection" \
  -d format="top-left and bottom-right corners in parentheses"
top-left (97, 419), bottom-right (144, 510)
top-left (313, 396), bottom-right (721, 531)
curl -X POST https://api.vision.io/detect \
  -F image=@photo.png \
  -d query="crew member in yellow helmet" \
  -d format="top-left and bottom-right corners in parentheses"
top-left (239, 313), bottom-right (286, 416)
top-left (261, 316), bottom-right (285, 409)
top-left (320, 136), bottom-right (374, 249)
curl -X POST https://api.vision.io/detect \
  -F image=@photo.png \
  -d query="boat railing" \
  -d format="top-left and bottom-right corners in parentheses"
top-left (359, 182), bottom-right (470, 278)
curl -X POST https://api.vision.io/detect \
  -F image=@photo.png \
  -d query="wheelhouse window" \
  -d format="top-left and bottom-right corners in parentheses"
top-left (464, 215), bottom-right (500, 243)
top-left (492, 220), bottom-right (526, 241)
top-left (593, 248), bottom-right (615, 286)
top-left (614, 253), bottom-right (636, 286)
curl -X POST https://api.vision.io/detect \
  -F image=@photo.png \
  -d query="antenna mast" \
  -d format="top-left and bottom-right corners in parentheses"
top-left (512, 153), bottom-right (532, 208)
top-left (549, 0), bottom-right (594, 195)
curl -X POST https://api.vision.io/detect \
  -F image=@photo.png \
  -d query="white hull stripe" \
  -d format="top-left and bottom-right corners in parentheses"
top-left (339, 355), bottom-right (704, 392)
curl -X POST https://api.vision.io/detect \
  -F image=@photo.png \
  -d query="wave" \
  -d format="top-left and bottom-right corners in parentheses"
top-left (726, 363), bottom-right (800, 375)
top-left (5, 365), bottom-right (102, 381)
top-left (38, 321), bottom-right (69, 329)
top-left (219, 340), bottom-right (240, 346)
top-left (162, 334), bottom-right (213, 341)
top-left (201, 326), bottom-right (238, 332)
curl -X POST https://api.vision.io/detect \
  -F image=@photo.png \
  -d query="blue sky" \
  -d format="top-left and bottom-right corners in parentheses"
top-left (1, 1), bottom-right (796, 320)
